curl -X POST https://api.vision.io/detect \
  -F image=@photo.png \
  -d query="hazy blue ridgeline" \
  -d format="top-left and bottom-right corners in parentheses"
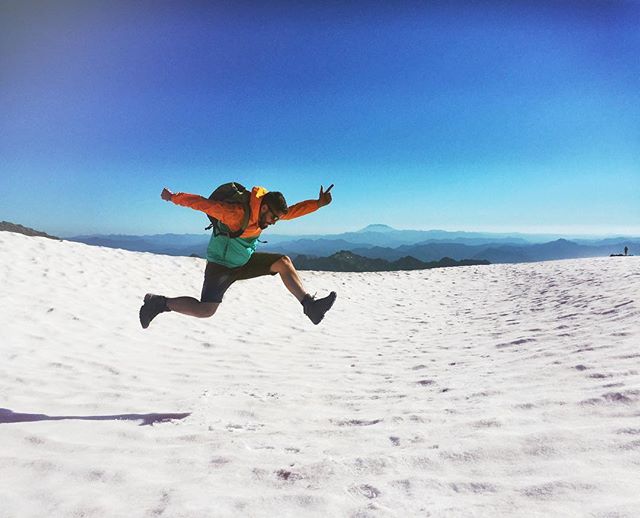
top-left (65, 225), bottom-right (639, 265)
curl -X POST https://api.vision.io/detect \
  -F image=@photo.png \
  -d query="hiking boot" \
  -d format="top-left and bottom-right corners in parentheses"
top-left (139, 293), bottom-right (170, 329)
top-left (302, 291), bottom-right (337, 325)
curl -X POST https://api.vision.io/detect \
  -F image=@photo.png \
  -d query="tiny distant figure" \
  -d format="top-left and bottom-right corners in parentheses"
top-left (624, 246), bottom-right (629, 256)
top-left (139, 183), bottom-right (336, 328)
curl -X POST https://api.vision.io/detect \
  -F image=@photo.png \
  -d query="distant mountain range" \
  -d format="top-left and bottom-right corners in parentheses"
top-left (66, 233), bottom-right (206, 256)
top-left (4, 222), bottom-right (635, 267)
top-left (293, 250), bottom-right (489, 272)
top-left (64, 224), bottom-right (639, 266)
top-left (344, 238), bottom-right (636, 264)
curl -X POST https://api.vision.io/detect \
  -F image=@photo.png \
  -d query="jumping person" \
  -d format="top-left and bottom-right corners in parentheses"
top-left (139, 183), bottom-right (336, 328)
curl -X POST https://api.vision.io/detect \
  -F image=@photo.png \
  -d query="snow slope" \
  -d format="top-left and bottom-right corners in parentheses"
top-left (1, 232), bottom-right (639, 517)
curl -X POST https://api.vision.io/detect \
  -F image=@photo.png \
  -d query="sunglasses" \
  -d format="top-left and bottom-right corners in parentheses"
top-left (265, 205), bottom-right (280, 222)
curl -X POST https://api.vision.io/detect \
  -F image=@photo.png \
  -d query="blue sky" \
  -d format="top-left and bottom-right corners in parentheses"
top-left (2, 1), bottom-right (639, 237)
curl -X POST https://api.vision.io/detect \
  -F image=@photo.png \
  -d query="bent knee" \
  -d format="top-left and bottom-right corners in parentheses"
top-left (272, 255), bottom-right (294, 273)
top-left (199, 302), bottom-right (219, 318)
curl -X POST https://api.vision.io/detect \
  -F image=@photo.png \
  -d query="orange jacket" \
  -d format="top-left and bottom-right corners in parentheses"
top-left (170, 186), bottom-right (320, 238)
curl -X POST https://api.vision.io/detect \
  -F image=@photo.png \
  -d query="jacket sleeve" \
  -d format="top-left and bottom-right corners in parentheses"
top-left (279, 199), bottom-right (321, 221)
top-left (170, 192), bottom-right (245, 226)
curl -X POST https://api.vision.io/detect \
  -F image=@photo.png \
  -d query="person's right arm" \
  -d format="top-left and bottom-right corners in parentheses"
top-left (161, 188), bottom-right (245, 224)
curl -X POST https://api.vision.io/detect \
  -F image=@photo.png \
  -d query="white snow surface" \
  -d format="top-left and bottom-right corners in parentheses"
top-left (1, 231), bottom-right (639, 518)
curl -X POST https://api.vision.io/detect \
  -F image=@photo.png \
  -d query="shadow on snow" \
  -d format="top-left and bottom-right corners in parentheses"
top-left (0, 408), bottom-right (191, 426)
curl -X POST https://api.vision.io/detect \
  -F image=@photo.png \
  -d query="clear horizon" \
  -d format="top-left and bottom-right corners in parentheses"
top-left (53, 223), bottom-right (640, 241)
top-left (2, 1), bottom-right (639, 237)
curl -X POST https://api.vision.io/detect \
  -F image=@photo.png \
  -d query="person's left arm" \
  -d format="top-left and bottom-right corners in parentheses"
top-left (280, 184), bottom-right (334, 221)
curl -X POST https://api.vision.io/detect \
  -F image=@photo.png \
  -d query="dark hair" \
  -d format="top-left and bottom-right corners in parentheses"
top-left (263, 191), bottom-right (288, 214)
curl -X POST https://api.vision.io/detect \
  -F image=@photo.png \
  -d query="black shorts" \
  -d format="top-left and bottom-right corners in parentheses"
top-left (200, 252), bottom-right (285, 303)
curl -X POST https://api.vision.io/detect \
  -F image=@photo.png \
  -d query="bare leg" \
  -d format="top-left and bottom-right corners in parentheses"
top-left (270, 256), bottom-right (307, 302)
top-left (268, 256), bottom-right (336, 325)
top-left (167, 297), bottom-right (219, 318)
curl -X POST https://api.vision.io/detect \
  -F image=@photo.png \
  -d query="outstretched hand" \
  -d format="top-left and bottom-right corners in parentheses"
top-left (161, 187), bottom-right (174, 201)
top-left (318, 184), bottom-right (334, 207)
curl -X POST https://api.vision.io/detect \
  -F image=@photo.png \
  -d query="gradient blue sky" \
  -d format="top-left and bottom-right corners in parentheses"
top-left (2, 0), bottom-right (639, 237)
